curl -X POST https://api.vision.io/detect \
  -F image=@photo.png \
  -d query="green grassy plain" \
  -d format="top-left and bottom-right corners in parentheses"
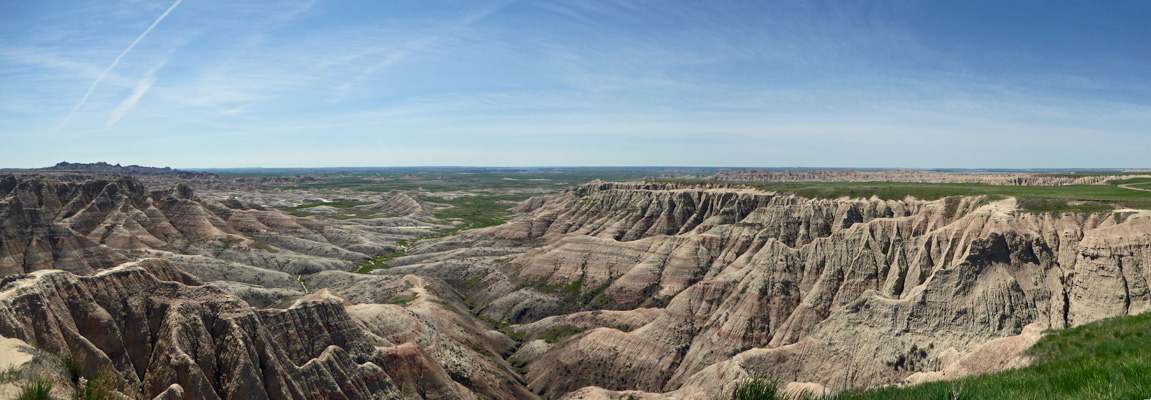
top-left (433, 194), bottom-right (532, 231)
top-left (664, 180), bottom-right (1151, 213)
top-left (278, 201), bottom-right (384, 220)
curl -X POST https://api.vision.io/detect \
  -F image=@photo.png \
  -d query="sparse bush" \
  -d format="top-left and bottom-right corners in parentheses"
top-left (1, 365), bottom-right (22, 383)
top-left (942, 197), bottom-right (961, 218)
top-left (507, 355), bottom-right (528, 377)
top-left (727, 376), bottom-right (781, 400)
top-left (608, 324), bottom-right (633, 333)
top-left (538, 325), bottom-right (584, 344)
top-left (16, 380), bottom-right (53, 400)
top-left (62, 357), bottom-right (81, 384)
top-left (383, 293), bottom-right (418, 307)
top-left (72, 372), bottom-right (115, 400)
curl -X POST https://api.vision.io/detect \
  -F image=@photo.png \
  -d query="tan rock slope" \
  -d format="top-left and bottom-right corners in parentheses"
top-left (387, 180), bottom-right (1151, 398)
top-left (0, 258), bottom-right (485, 399)
top-left (0, 175), bottom-right (432, 284)
top-left (0, 175), bottom-right (537, 400)
top-left (356, 193), bottom-right (437, 219)
top-left (6, 175), bottom-right (1151, 399)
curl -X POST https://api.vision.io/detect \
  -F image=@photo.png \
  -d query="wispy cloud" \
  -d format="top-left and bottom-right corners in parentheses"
top-left (107, 62), bottom-right (163, 127)
top-left (56, 0), bottom-right (183, 131)
top-left (3, 1), bottom-right (1147, 168)
top-left (327, 2), bottom-right (516, 99)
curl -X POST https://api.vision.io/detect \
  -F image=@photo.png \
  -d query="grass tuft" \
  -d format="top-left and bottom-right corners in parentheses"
top-left (719, 376), bottom-right (783, 400)
top-left (16, 380), bottom-right (53, 400)
top-left (62, 356), bottom-right (81, 385)
top-left (538, 325), bottom-right (585, 344)
top-left (1, 365), bottom-right (22, 383)
top-left (72, 371), bottom-right (115, 400)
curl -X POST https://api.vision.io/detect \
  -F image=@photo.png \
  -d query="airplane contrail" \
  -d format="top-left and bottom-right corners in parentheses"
top-left (56, 0), bottom-right (184, 131)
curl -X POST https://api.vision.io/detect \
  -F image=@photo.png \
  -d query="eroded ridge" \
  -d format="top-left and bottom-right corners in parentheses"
top-left (388, 181), bottom-right (1151, 398)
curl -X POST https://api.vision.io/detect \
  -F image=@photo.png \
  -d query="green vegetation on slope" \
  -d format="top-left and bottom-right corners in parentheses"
top-left (292, 201), bottom-right (374, 209)
top-left (433, 194), bottom-right (532, 232)
top-left (15, 380), bottom-right (52, 400)
top-left (352, 194), bottom-right (530, 273)
top-left (352, 244), bottom-right (408, 273)
top-left (724, 312), bottom-right (1151, 400)
top-left (538, 325), bottom-right (585, 343)
top-left (278, 201), bottom-right (383, 220)
top-left (724, 376), bottom-right (784, 400)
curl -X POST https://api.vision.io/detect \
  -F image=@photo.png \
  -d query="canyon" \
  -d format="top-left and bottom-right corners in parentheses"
top-left (2, 170), bottom-right (1151, 399)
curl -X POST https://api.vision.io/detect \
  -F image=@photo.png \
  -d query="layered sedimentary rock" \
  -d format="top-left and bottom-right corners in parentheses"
top-left (0, 258), bottom-right (521, 399)
top-left (704, 169), bottom-right (1151, 186)
top-left (387, 181), bottom-right (1151, 399)
top-left (0, 176), bottom-right (130, 275)
top-left (356, 193), bottom-right (436, 219)
top-left (0, 175), bottom-right (427, 280)
top-left (0, 175), bottom-right (541, 399)
top-left (7, 174), bottom-right (1151, 399)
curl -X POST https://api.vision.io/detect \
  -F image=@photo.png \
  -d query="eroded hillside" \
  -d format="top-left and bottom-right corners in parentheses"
top-left (384, 180), bottom-right (1151, 398)
top-left (0, 175), bottom-right (534, 399)
top-left (3, 176), bottom-right (1151, 399)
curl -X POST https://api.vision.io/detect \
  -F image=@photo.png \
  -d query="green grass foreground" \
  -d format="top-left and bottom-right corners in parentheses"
top-left (724, 313), bottom-right (1151, 400)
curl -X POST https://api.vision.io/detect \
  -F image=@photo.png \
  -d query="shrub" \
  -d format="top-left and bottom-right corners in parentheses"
top-left (72, 372), bottom-right (115, 400)
top-left (729, 376), bottom-right (781, 400)
top-left (538, 325), bottom-right (584, 344)
top-left (62, 357), bottom-right (81, 385)
top-left (16, 380), bottom-right (53, 400)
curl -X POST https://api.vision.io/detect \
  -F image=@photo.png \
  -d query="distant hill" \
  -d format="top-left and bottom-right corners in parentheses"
top-left (11, 161), bottom-right (218, 179)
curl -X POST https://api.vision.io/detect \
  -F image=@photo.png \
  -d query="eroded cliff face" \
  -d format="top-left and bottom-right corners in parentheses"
top-left (0, 175), bottom-right (433, 280)
top-left (5, 176), bottom-right (1151, 399)
top-left (0, 258), bottom-right (531, 399)
top-left (389, 181), bottom-right (1151, 399)
top-left (0, 176), bottom-right (130, 274)
top-left (0, 176), bottom-right (535, 400)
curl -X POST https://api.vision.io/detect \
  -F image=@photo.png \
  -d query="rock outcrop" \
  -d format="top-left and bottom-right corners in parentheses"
top-left (704, 169), bottom-right (1151, 186)
top-left (0, 175), bottom-right (543, 399)
top-left (356, 193), bottom-right (436, 219)
top-left (0, 258), bottom-right (512, 399)
top-left (7, 175), bottom-right (1151, 399)
top-left (385, 181), bottom-right (1151, 399)
top-left (0, 175), bottom-right (426, 280)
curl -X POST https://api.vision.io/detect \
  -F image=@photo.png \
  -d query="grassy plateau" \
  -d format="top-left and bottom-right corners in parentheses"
top-left (724, 312), bottom-right (1151, 400)
top-left (663, 180), bottom-right (1151, 213)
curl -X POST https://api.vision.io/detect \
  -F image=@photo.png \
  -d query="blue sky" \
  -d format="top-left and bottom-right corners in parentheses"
top-left (1, 1), bottom-right (1149, 168)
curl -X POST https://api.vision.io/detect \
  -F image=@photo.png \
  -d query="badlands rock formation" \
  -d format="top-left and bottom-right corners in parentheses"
top-left (385, 181), bottom-right (1151, 398)
top-left (0, 259), bottom-right (483, 399)
top-left (20, 161), bottom-right (220, 179)
top-left (355, 193), bottom-right (437, 219)
top-left (0, 175), bottom-right (432, 279)
top-left (0, 175), bottom-right (536, 399)
top-left (704, 169), bottom-right (1151, 186)
top-left (5, 175), bottom-right (1151, 399)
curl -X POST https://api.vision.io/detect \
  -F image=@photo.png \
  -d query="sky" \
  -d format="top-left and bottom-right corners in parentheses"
top-left (1, 0), bottom-right (1149, 169)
